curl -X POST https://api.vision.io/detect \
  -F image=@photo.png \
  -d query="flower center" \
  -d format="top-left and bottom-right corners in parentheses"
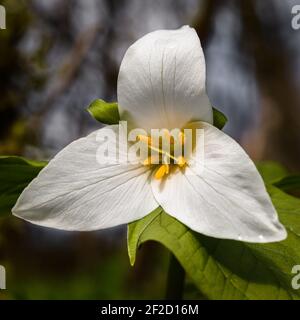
top-left (138, 129), bottom-right (187, 180)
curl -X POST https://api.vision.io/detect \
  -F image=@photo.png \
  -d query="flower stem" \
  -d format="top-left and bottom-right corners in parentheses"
top-left (165, 253), bottom-right (185, 300)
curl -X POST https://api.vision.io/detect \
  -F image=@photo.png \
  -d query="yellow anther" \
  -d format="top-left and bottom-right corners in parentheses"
top-left (139, 131), bottom-right (187, 178)
top-left (137, 134), bottom-right (152, 145)
top-left (154, 164), bottom-right (169, 180)
top-left (165, 164), bottom-right (169, 174)
top-left (176, 156), bottom-right (186, 168)
top-left (143, 157), bottom-right (151, 166)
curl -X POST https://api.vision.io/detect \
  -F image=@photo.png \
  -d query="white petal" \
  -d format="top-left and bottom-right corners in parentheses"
top-left (117, 26), bottom-right (213, 131)
top-left (151, 122), bottom-right (287, 243)
top-left (13, 126), bottom-right (158, 231)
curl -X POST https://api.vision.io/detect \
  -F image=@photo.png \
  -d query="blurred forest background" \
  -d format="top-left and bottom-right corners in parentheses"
top-left (0, 0), bottom-right (300, 299)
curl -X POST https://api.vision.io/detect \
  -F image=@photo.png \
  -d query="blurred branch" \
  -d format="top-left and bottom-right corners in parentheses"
top-left (193, 0), bottom-right (221, 45)
top-left (30, 25), bottom-right (100, 128)
top-left (101, 0), bottom-right (126, 100)
top-left (239, 0), bottom-right (300, 171)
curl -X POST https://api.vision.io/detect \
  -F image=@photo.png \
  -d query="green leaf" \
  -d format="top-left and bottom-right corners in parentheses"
top-left (256, 162), bottom-right (300, 196)
top-left (87, 99), bottom-right (120, 125)
top-left (87, 99), bottom-right (228, 131)
top-left (0, 156), bottom-right (46, 217)
top-left (256, 161), bottom-right (288, 185)
top-left (274, 175), bottom-right (300, 192)
top-left (128, 186), bottom-right (300, 300)
top-left (128, 207), bottom-right (163, 266)
top-left (213, 107), bottom-right (227, 130)
top-left (267, 185), bottom-right (300, 235)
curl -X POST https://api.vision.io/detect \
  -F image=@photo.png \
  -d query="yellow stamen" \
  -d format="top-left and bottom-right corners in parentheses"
top-left (176, 156), bottom-right (186, 168)
top-left (138, 131), bottom-right (188, 179)
top-left (165, 164), bottom-right (169, 174)
top-left (155, 164), bottom-right (169, 179)
top-left (143, 157), bottom-right (151, 166)
top-left (147, 144), bottom-right (176, 162)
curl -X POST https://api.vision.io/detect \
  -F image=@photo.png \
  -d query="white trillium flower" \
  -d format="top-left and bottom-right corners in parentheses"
top-left (12, 26), bottom-right (287, 243)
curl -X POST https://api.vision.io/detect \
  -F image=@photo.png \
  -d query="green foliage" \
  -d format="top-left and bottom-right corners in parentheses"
top-left (274, 175), bottom-right (300, 192)
top-left (0, 156), bottom-right (46, 217)
top-left (0, 249), bottom-right (167, 300)
top-left (87, 99), bottom-right (120, 125)
top-left (128, 164), bottom-right (300, 300)
top-left (212, 107), bottom-right (227, 130)
top-left (87, 99), bottom-right (228, 130)
top-left (256, 162), bottom-right (288, 184)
